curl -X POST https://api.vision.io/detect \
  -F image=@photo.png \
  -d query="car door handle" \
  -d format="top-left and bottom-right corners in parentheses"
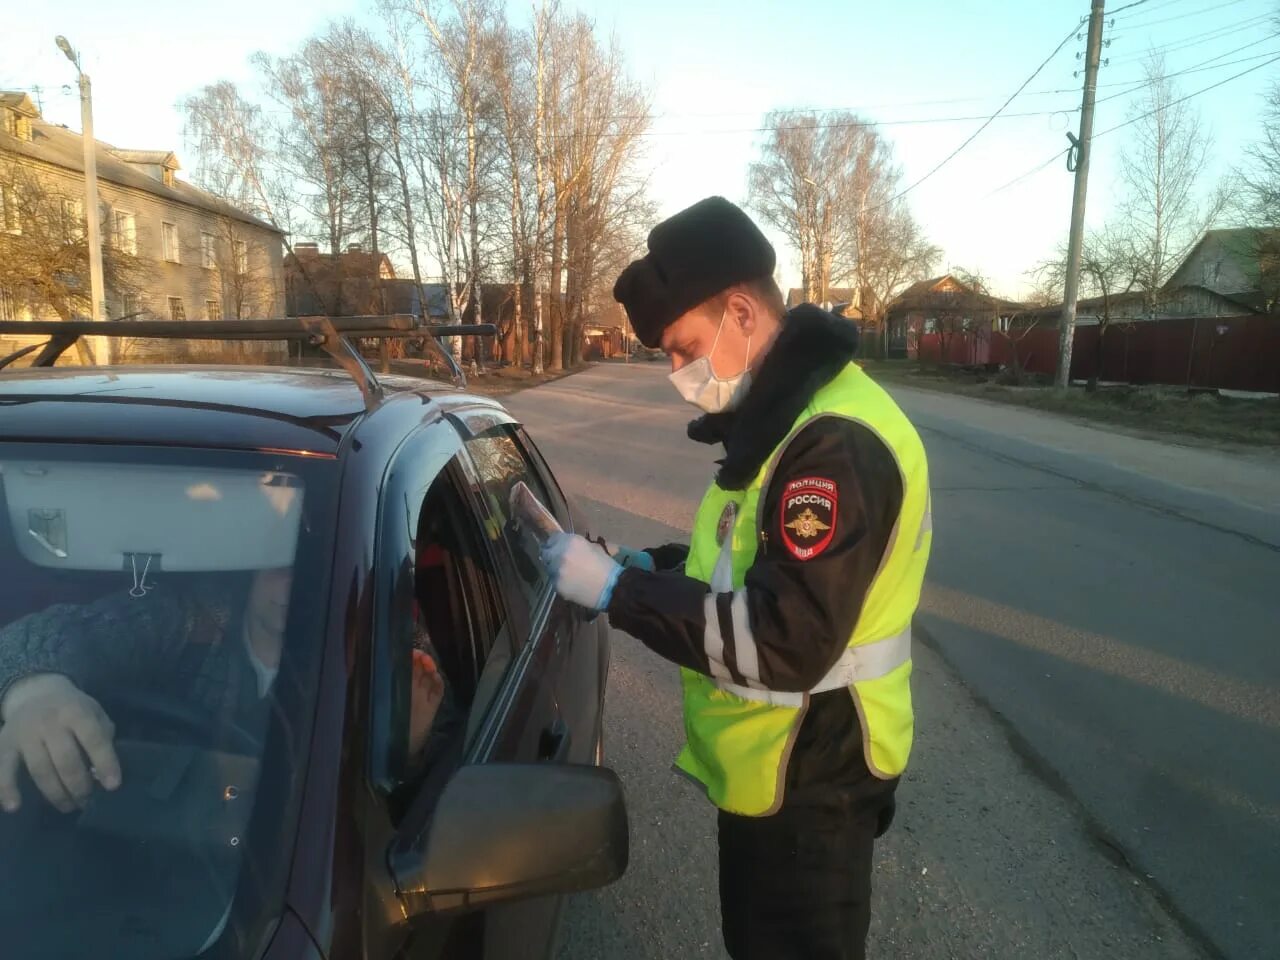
top-left (538, 719), bottom-right (572, 763)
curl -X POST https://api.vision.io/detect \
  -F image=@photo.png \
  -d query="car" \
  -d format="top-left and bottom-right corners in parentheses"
top-left (0, 317), bottom-right (627, 960)
top-left (630, 343), bottom-right (663, 362)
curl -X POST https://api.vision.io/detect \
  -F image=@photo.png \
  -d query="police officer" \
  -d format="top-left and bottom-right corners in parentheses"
top-left (540, 196), bottom-right (932, 960)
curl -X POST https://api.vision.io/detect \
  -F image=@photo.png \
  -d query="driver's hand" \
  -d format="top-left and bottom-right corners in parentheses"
top-left (0, 674), bottom-right (121, 814)
top-left (407, 651), bottom-right (446, 758)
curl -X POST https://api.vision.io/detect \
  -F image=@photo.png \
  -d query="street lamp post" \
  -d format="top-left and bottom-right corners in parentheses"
top-left (56, 35), bottom-right (108, 365)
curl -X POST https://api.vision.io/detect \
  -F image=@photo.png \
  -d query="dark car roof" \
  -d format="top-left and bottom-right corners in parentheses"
top-left (0, 365), bottom-right (479, 456)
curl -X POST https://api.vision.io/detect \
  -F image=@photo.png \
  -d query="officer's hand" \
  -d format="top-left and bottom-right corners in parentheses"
top-left (0, 674), bottom-right (121, 814)
top-left (593, 538), bottom-right (656, 572)
top-left (541, 533), bottom-right (624, 611)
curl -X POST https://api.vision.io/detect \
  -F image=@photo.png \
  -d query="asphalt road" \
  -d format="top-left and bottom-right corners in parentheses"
top-left (505, 362), bottom-right (1278, 960)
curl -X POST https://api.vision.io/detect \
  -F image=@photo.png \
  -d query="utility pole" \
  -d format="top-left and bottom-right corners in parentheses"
top-left (1056, 1), bottom-right (1106, 390)
top-left (56, 36), bottom-right (108, 366)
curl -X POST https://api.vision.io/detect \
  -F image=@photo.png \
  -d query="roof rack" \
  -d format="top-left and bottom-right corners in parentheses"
top-left (0, 316), bottom-right (497, 409)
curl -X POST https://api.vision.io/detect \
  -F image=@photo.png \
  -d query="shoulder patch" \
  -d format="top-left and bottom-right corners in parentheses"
top-left (779, 477), bottom-right (838, 561)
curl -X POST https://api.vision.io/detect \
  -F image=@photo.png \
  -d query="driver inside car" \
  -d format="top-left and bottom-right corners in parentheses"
top-left (0, 567), bottom-right (448, 814)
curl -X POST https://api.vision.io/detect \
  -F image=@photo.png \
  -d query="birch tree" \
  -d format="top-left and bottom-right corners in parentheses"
top-left (1119, 52), bottom-right (1227, 300)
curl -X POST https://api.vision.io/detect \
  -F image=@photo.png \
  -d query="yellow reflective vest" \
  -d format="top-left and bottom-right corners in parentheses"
top-left (677, 361), bottom-right (932, 816)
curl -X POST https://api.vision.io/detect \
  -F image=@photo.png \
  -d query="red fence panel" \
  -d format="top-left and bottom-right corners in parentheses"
top-left (986, 317), bottom-right (1279, 392)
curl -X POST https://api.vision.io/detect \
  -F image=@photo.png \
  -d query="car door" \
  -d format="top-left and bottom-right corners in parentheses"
top-left (506, 423), bottom-right (607, 768)
top-left (447, 407), bottom-right (603, 958)
top-left (448, 406), bottom-right (600, 768)
top-left (361, 413), bottom-right (580, 960)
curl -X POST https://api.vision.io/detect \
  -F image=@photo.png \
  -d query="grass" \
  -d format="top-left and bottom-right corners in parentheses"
top-left (861, 359), bottom-right (1280, 448)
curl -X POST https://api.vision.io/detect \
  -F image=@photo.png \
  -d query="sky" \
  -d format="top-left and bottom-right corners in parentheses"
top-left (6, 0), bottom-right (1279, 299)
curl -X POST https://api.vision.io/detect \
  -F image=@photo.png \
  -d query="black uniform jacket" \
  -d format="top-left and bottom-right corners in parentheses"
top-left (606, 305), bottom-right (906, 799)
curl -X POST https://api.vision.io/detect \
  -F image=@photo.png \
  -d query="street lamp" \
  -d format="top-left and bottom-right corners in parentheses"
top-left (56, 35), bottom-right (108, 364)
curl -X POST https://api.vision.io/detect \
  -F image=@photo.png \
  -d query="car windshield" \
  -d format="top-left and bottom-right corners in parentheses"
top-left (0, 442), bottom-right (337, 960)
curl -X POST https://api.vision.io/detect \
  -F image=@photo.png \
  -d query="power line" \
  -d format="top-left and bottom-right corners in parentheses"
top-left (985, 48), bottom-right (1280, 198)
top-left (861, 17), bottom-right (1085, 213)
top-left (1118, 0), bottom-right (1250, 29)
top-left (1091, 37), bottom-right (1280, 107)
top-left (1113, 0), bottom-right (1199, 18)
top-left (985, 152), bottom-right (1063, 198)
top-left (1093, 50), bottom-right (1280, 137)
top-left (1108, 12), bottom-right (1274, 63)
top-left (1108, 0), bottom-right (1157, 16)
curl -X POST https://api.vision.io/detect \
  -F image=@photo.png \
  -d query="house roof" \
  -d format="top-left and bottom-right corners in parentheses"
top-left (786, 287), bottom-right (859, 309)
top-left (0, 102), bottom-right (279, 234)
top-left (0, 93), bottom-right (39, 118)
top-left (107, 148), bottom-right (180, 170)
top-left (284, 247), bottom-right (396, 280)
top-left (890, 274), bottom-right (1024, 314)
top-left (1166, 227), bottom-right (1280, 297)
top-left (1026, 283), bottom-right (1259, 319)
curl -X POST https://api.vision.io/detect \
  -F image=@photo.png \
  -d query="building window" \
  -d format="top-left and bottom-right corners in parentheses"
top-left (923, 318), bottom-right (937, 334)
top-left (233, 239), bottom-right (248, 275)
top-left (162, 168), bottom-right (175, 188)
top-left (206, 298), bottom-right (221, 320)
top-left (114, 211), bottom-right (137, 255)
top-left (1, 184), bottom-right (20, 235)
top-left (61, 197), bottom-right (84, 242)
top-left (162, 222), bottom-right (180, 263)
top-left (0, 287), bottom-right (17, 321)
top-left (168, 297), bottom-right (186, 321)
top-left (1, 111), bottom-right (30, 141)
top-left (201, 232), bottom-right (217, 269)
top-left (119, 293), bottom-right (138, 320)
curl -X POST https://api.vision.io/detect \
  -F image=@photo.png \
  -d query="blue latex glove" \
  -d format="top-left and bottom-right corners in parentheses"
top-left (595, 539), bottom-right (656, 572)
top-left (541, 533), bottom-right (624, 611)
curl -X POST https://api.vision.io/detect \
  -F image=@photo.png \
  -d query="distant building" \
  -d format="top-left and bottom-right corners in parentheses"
top-left (1164, 227), bottom-right (1280, 313)
top-left (283, 243), bottom-right (396, 317)
top-left (0, 90), bottom-right (284, 328)
top-left (785, 287), bottom-right (862, 314)
top-left (885, 274), bottom-right (1023, 363)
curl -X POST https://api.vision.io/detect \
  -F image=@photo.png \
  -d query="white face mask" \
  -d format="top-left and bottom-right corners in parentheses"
top-left (668, 313), bottom-right (752, 413)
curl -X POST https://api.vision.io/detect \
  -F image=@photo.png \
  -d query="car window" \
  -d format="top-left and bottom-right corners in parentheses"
top-left (460, 424), bottom-right (559, 608)
top-left (374, 450), bottom-right (515, 818)
top-left (512, 426), bottom-right (571, 529)
top-left (0, 445), bottom-right (338, 960)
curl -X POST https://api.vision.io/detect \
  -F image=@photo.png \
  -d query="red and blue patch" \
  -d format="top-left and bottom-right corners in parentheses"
top-left (779, 477), bottom-right (838, 561)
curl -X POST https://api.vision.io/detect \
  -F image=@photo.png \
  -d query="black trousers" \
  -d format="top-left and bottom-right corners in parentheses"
top-left (717, 778), bottom-right (896, 960)
top-left (714, 688), bottom-right (899, 959)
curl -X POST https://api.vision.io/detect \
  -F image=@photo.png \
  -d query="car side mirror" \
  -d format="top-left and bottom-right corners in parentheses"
top-left (393, 763), bottom-right (628, 917)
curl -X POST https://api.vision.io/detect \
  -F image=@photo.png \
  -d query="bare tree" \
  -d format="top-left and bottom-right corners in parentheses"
top-left (414, 0), bottom-right (499, 365)
top-left (183, 81), bottom-right (329, 314)
top-left (1237, 79), bottom-right (1280, 312)
top-left (529, 0), bottom-right (555, 373)
top-left (1120, 52), bottom-right (1227, 300)
top-left (1038, 224), bottom-right (1142, 389)
top-left (0, 157), bottom-right (150, 326)
top-left (557, 16), bottom-right (652, 367)
top-left (317, 21), bottom-right (401, 313)
top-left (485, 10), bottom-right (534, 364)
top-left (749, 110), bottom-right (938, 331)
top-left (856, 207), bottom-right (940, 357)
top-left (748, 112), bottom-right (829, 302)
top-left (214, 218), bottom-right (276, 320)
top-left (252, 41), bottom-right (366, 314)
top-left (1000, 272), bottom-right (1058, 384)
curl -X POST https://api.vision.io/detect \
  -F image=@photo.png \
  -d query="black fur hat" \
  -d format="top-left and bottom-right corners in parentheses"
top-left (613, 197), bottom-right (776, 348)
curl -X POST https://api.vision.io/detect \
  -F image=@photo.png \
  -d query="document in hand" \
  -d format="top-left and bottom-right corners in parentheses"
top-left (509, 480), bottom-right (563, 545)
